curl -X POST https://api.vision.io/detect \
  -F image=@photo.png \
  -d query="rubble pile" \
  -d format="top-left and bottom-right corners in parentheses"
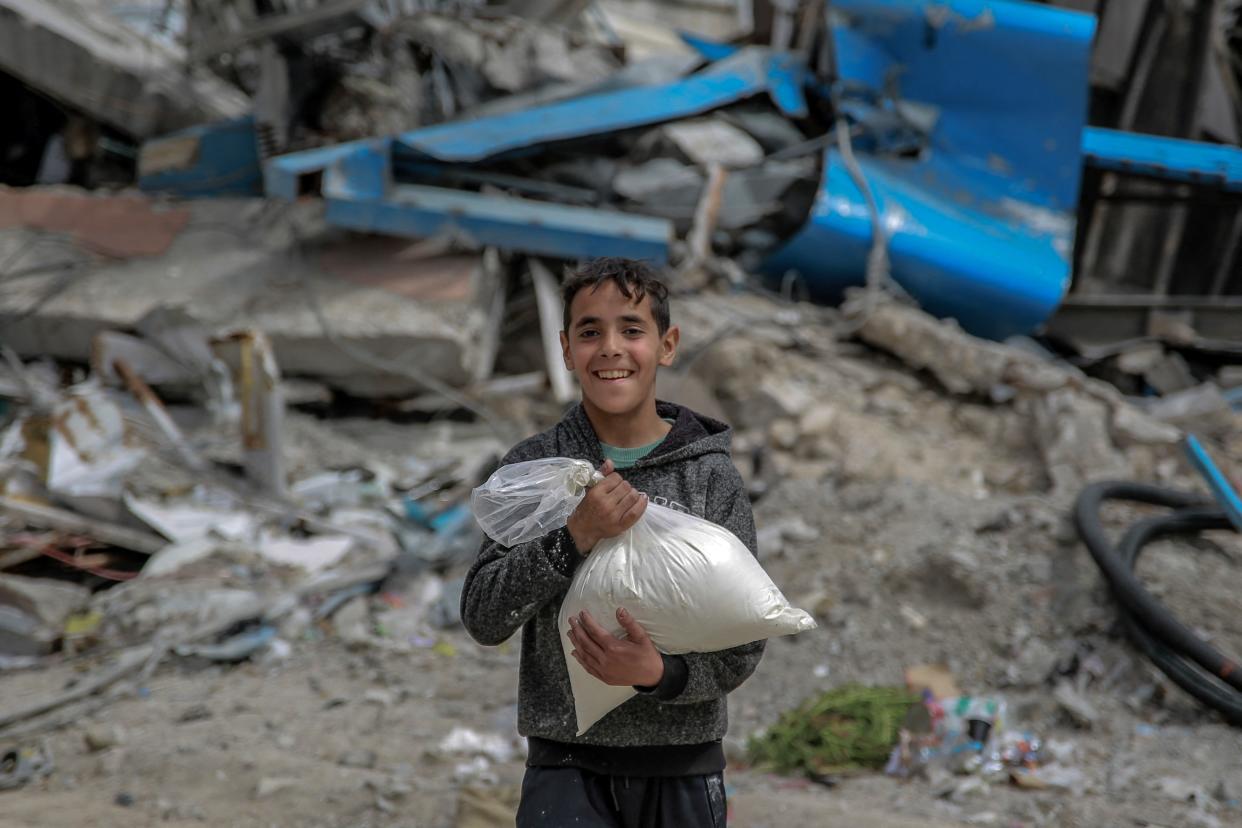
top-left (1, 282), bottom-right (1239, 826)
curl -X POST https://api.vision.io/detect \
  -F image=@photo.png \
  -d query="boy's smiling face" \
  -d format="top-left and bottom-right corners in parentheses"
top-left (560, 280), bottom-right (679, 419)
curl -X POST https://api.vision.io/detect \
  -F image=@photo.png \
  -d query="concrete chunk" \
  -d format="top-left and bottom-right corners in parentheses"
top-left (0, 574), bottom-right (90, 656)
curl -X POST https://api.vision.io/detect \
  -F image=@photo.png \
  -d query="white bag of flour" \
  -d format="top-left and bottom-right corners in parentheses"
top-left (473, 458), bottom-right (816, 734)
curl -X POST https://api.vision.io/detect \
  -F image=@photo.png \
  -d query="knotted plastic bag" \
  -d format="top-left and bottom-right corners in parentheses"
top-left (472, 457), bottom-right (816, 734)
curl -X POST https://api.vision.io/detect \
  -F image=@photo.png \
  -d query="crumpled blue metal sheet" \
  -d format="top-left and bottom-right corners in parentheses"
top-left (394, 47), bottom-right (808, 162)
top-left (761, 0), bottom-right (1096, 341)
top-left (1083, 127), bottom-right (1242, 192)
top-left (318, 139), bottom-right (672, 263)
top-left (266, 47), bottom-right (807, 200)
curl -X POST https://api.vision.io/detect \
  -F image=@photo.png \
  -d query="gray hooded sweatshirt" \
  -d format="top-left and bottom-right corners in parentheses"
top-left (460, 401), bottom-right (764, 776)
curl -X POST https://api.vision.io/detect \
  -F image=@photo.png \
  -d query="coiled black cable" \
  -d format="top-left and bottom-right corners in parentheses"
top-left (1073, 481), bottom-right (1242, 724)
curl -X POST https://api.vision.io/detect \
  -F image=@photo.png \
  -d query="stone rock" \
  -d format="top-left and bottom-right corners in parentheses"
top-left (1111, 403), bottom-right (1182, 447)
top-left (834, 411), bottom-right (903, 482)
top-left (740, 375), bottom-right (818, 431)
top-left (1027, 389), bottom-right (1129, 493)
top-left (1053, 681), bottom-right (1098, 728)
top-left (255, 777), bottom-right (300, 799)
top-left (797, 405), bottom-right (838, 439)
top-left (768, 418), bottom-right (799, 450)
top-left (1005, 638), bottom-right (1059, 688)
top-left (333, 596), bottom-right (373, 648)
top-left (83, 725), bottom-right (126, 753)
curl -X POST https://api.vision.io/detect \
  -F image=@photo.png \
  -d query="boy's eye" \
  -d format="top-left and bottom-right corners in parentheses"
top-left (578, 330), bottom-right (598, 338)
top-left (623, 327), bottom-right (644, 336)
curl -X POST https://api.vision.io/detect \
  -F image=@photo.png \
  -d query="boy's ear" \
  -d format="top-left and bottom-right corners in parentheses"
top-left (658, 325), bottom-right (680, 367)
top-left (559, 330), bottom-right (574, 371)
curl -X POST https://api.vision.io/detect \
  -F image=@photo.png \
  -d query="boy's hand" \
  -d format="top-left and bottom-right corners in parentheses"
top-left (566, 459), bottom-right (647, 554)
top-left (568, 608), bottom-right (664, 687)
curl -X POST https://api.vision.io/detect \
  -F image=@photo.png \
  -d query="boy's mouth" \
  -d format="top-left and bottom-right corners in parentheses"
top-left (592, 370), bottom-right (634, 381)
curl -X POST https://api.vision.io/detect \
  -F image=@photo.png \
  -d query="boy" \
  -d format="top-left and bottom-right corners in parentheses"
top-left (461, 257), bottom-right (763, 827)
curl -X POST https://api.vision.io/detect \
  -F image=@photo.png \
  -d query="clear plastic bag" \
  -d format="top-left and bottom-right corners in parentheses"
top-left (470, 458), bottom-right (601, 548)
top-left (472, 457), bottom-right (816, 734)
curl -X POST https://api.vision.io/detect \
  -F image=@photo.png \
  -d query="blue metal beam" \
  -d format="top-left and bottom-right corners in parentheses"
top-left (1183, 435), bottom-right (1242, 533)
top-left (1082, 127), bottom-right (1242, 192)
top-left (322, 183), bottom-right (671, 264)
top-left (392, 48), bottom-right (808, 162)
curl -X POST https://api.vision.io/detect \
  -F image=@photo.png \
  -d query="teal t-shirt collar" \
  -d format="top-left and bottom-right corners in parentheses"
top-left (600, 418), bottom-right (676, 469)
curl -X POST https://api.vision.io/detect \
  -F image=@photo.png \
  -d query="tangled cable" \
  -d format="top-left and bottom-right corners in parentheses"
top-left (1073, 481), bottom-right (1242, 724)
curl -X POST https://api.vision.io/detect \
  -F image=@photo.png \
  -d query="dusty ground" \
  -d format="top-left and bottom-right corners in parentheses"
top-left (3, 294), bottom-right (1241, 828)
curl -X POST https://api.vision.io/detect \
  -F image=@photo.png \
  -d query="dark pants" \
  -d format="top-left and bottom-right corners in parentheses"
top-left (515, 767), bottom-right (727, 828)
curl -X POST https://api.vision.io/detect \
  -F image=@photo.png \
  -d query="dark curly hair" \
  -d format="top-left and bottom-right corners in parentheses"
top-left (561, 258), bottom-right (671, 334)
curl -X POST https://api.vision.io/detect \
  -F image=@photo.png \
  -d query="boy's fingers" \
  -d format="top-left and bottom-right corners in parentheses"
top-left (616, 608), bottom-right (650, 645)
top-left (571, 614), bottom-right (607, 659)
top-left (620, 492), bottom-right (648, 525)
top-left (576, 610), bottom-right (616, 649)
top-left (599, 459), bottom-right (615, 476)
top-left (610, 487), bottom-right (641, 516)
top-left (593, 472), bottom-right (624, 497)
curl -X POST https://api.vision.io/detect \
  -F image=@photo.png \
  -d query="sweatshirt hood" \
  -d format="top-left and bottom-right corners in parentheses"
top-left (562, 401), bottom-right (732, 469)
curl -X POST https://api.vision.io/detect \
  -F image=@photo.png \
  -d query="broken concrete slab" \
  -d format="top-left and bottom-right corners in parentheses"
top-left (0, 0), bottom-right (247, 138)
top-left (660, 117), bottom-right (765, 169)
top-left (0, 194), bottom-right (503, 398)
top-left (717, 159), bottom-right (814, 230)
top-left (719, 103), bottom-right (809, 153)
top-left (0, 187), bottom-right (190, 259)
top-left (612, 158), bottom-right (704, 204)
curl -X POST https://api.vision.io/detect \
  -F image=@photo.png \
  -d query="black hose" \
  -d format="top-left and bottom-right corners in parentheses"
top-left (1073, 481), bottom-right (1242, 724)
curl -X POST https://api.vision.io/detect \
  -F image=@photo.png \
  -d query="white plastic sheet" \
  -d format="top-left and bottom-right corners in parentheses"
top-left (472, 458), bottom-right (815, 734)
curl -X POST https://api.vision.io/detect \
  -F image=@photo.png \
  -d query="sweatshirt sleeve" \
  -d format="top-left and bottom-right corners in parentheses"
top-left (460, 447), bottom-right (583, 646)
top-left (645, 458), bottom-right (766, 704)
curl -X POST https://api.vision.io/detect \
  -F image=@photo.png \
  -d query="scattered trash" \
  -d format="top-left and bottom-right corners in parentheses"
top-left (174, 624), bottom-right (278, 663)
top-left (438, 727), bottom-right (520, 764)
top-left (0, 743), bottom-right (54, 790)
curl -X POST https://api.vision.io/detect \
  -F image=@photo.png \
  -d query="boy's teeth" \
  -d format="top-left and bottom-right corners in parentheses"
top-left (597, 370), bottom-right (631, 379)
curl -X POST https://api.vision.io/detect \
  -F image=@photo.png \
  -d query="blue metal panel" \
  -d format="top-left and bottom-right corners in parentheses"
top-left (392, 47), bottom-right (808, 162)
top-left (264, 48), bottom-right (807, 200)
top-left (322, 183), bottom-right (672, 264)
top-left (762, 150), bottom-right (1071, 340)
top-left (265, 137), bottom-right (392, 201)
top-left (1082, 127), bottom-right (1242, 192)
top-left (831, 0), bottom-right (1095, 212)
top-left (139, 116), bottom-right (263, 198)
top-left (761, 0), bottom-right (1094, 340)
